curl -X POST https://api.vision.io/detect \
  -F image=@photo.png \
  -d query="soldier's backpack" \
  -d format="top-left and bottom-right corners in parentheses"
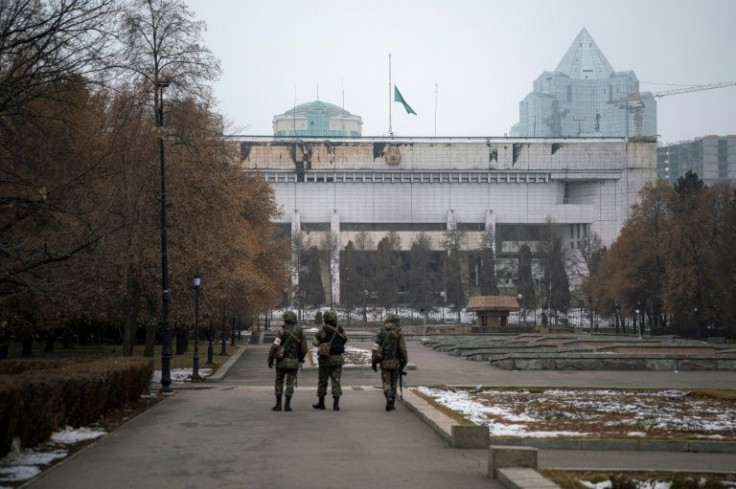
top-left (373, 328), bottom-right (400, 367)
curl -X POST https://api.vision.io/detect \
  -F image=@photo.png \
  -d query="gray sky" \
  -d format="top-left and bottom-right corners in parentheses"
top-left (186, 0), bottom-right (735, 144)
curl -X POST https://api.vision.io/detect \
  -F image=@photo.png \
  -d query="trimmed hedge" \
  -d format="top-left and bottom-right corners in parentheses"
top-left (0, 357), bottom-right (153, 457)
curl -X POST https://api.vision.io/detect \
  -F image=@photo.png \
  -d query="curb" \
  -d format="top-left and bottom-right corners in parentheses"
top-left (148, 343), bottom-right (249, 391)
top-left (205, 344), bottom-right (249, 383)
top-left (399, 387), bottom-right (736, 454)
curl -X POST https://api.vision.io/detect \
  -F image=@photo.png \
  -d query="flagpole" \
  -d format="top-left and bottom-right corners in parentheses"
top-left (388, 53), bottom-right (393, 137)
top-left (434, 82), bottom-right (438, 138)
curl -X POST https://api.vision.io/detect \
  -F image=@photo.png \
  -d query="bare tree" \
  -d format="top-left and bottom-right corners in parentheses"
top-left (119, 0), bottom-right (220, 104)
top-left (0, 0), bottom-right (118, 119)
top-left (289, 231), bottom-right (308, 319)
top-left (354, 231), bottom-right (375, 322)
top-left (443, 223), bottom-right (466, 323)
top-left (319, 231), bottom-right (339, 307)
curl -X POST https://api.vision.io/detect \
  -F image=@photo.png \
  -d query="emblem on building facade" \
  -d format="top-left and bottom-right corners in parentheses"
top-left (384, 146), bottom-right (401, 166)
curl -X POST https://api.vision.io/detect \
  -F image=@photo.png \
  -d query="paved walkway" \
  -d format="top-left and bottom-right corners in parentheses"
top-left (24, 339), bottom-right (736, 489)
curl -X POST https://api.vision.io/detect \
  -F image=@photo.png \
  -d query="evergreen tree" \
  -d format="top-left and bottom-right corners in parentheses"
top-left (478, 230), bottom-right (499, 295)
top-left (408, 233), bottom-right (435, 313)
top-left (375, 232), bottom-right (402, 311)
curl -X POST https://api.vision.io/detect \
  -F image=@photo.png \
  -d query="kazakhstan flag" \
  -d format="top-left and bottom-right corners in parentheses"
top-left (394, 86), bottom-right (417, 115)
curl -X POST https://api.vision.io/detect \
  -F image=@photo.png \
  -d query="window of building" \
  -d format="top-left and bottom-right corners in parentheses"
top-left (301, 222), bottom-right (330, 232)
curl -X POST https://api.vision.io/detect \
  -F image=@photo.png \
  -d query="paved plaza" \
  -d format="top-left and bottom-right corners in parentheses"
top-left (24, 340), bottom-right (736, 489)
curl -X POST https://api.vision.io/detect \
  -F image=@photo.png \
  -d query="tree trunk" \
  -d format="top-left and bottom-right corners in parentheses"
top-left (21, 330), bottom-right (33, 357)
top-left (122, 266), bottom-right (142, 357)
top-left (144, 323), bottom-right (156, 358)
top-left (44, 330), bottom-right (55, 353)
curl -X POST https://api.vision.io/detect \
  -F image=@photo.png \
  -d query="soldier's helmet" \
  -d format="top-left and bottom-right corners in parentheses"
top-left (385, 314), bottom-right (400, 325)
top-left (282, 311), bottom-right (297, 324)
top-left (323, 310), bottom-right (338, 325)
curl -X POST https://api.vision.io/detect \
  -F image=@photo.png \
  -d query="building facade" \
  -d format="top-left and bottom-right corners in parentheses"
top-left (657, 135), bottom-right (736, 186)
top-left (273, 100), bottom-right (362, 137)
top-left (511, 28), bottom-right (656, 138)
top-left (238, 136), bottom-right (657, 305)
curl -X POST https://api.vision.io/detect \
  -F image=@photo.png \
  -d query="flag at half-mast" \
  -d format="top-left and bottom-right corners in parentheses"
top-left (394, 86), bottom-right (417, 115)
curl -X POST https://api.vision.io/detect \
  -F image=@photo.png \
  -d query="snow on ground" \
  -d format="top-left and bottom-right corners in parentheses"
top-left (0, 426), bottom-right (106, 485)
top-left (579, 477), bottom-right (736, 489)
top-left (150, 367), bottom-right (213, 384)
top-left (308, 346), bottom-right (373, 367)
top-left (416, 387), bottom-right (736, 439)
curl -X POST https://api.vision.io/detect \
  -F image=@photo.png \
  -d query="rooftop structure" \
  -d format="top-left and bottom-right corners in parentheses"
top-left (511, 28), bottom-right (656, 138)
top-left (273, 100), bottom-right (362, 137)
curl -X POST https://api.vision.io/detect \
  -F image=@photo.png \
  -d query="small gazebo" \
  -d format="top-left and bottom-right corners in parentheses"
top-left (466, 296), bottom-right (520, 333)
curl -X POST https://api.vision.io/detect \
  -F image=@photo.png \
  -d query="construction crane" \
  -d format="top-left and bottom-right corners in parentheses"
top-left (607, 81), bottom-right (736, 137)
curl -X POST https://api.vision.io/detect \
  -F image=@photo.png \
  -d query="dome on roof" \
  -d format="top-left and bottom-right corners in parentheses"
top-left (273, 99), bottom-right (362, 137)
top-left (286, 100), bottom-right (346, 115)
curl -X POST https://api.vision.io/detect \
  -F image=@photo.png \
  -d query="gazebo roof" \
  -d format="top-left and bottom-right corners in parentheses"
top-left (466, 295), bottom-right (520, 312)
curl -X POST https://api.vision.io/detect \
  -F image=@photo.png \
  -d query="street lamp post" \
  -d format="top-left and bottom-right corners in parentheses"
top-left (206, 322), bottom-right (214, 366)
top-left (693, 306), bottom-right (699, 338)
top-left (614, 302), bottom-right (620, 334)
top-left (517, 293), bottom-right (524, 327)
top-left (440, 291), bottom-right (446, 323)
top-left (634, 309), bottom-right (640, 338)
top-left (421, 308), bottom-right (427, 341)
top-left (363, 289), bottom-right (369, 325)
top-left (191, 274), bottom-right (202, 381)
top-left (157, 80), bottom-right (173, 394)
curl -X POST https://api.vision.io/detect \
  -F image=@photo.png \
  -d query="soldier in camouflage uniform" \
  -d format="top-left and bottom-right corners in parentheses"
top-left (268, 311), bottom-right (308, 411)
top-left (371, 314), bottom-right (408, 411)
top-left (311, 310), bottom-right (348, 411)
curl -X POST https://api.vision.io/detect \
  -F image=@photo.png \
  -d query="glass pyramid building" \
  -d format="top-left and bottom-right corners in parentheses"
top-left (510, 28), bottom-right (656, 138)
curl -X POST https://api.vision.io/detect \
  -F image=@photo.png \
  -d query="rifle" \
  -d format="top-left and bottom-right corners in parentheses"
top-left (399, 369), bottom-right (407, 399)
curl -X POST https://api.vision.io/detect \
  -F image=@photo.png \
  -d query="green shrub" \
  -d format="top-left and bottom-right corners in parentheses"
top-left (0, 357), bottom-right (153, 457)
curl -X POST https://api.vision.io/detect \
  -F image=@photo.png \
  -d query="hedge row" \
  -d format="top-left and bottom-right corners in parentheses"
top-left (0, 357), bottom-right (153, 457)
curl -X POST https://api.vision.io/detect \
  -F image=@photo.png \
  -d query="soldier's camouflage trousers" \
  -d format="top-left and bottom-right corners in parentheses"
top-left (316, 364), bottom-right (342, 397)
top-left (381, 368), bottom-right (399, 398)
top-left (274, 367), bottom-right (298, 397)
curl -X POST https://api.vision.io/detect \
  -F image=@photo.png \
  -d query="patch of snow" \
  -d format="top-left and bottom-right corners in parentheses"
top-left (0, 465), bottom-right (40, 482)
top-left (0, 425), bottom-right (110, 483)
top-left (416, 387), bottom-right (736, 439)
top-left (50, 426), bottom-right (106, 444)
top-left (309, 345), bottom-right (372, 367)
top-left (581, 480), bottom-right (612, 489)
top-left (3, 449), bottom-right (67, 467)
top-left (151, 367), bottom-right (213, 383)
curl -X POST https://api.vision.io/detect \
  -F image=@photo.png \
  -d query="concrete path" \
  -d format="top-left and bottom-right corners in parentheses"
top-left (24, 340), bottom-right (736, 489)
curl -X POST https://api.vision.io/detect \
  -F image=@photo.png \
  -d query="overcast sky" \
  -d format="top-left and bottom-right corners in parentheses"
top-left (186, 0), bottom-right (735, 144)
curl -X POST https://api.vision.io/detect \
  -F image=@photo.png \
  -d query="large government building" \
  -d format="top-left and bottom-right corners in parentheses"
top-left (238, 136), bottom-right (657, 304)
top-left (510, 28), bottom-right (656, 138)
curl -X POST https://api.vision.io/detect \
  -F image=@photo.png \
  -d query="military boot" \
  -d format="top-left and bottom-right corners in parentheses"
top-left (385, 393), bottom-right (393, 411)
top-left (333, 396), bottom-right (340, 411)
top-left (284, 396), bottom-right (292, 412)
top-left (313, 396), bottom-right (326, 410)
top-left (272, 395), bottom-right (282, 411)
